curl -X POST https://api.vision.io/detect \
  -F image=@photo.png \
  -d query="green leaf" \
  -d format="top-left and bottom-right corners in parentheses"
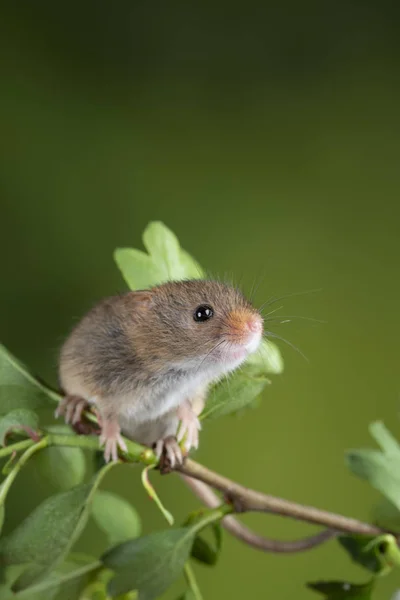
top-left (245, 339), bottom-right (284, 375)
top-left (0, 345), bottom-right (59, 415)
top-left (114, 248), bottom-right (165, 291)
top-left (0, 409), bottom-right (39, 445)
top-left (142, 221), bottom-right (184, 282)
top-left (369, 421), bottom-right (400, 456)
top-left (103, 506), bottom-right (227, 599)
top-left (33, 426), bottom-right (86, 490)
top-left (0, 462), bottom-right (115, 591)
top-left (114, 221), bottom-right (204, 291)
top-left (201, 372), bottom-right (269, 420)
top-left (338, 534), bottom-right (400, 575)
top-left (92, 490), bottom-right (141, 546)
top-left (307, 580), bottom-right (374, 599)
top-left (346, 422), bottom-right (400, 510)
top-left (102, 527), bottom-right (195, 599)
top-left (201, 339), bottom-right (282, 420)
top-left (191, 523), bottom-right (222, 566)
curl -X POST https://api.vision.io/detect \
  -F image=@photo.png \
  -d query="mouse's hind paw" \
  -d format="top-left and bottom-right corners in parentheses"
top-left (154, 436), bottom-right (184, 473)
top-left (99, 419), bottom-right (127, 462)
top-left (55, 394), bottom-right (91, 424)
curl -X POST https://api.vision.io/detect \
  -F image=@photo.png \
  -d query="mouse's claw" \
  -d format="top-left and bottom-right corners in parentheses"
top-left (99, 420), bottom-right (127, 462)
top-left (176, 400), bottom-right (201, 452)
top-left (154, 436), bottom-right (183, 473)
top-left (55, 395), bottom-right (89, 423)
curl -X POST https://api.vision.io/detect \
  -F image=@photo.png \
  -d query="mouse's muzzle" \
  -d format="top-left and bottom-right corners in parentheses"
top-left (222, 310), bottom-right (263, 360)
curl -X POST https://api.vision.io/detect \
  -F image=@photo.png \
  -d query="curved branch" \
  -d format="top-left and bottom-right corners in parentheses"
top-left (181, 475), bottom-right (337, 552)
top-left (178, 459), bottom-right (384, 537)
top-left (1, 428), bottom-right (387, 540)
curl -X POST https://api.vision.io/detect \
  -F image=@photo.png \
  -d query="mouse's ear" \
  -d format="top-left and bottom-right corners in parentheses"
top-left (128, 290), bottom-right (154, 309)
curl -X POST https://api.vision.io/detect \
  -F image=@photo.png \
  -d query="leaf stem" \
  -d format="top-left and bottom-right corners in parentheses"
top-left (0, 437), bottom-right (48, 506)
top-left (183, 562), bottom-right (203, 600)
top-left (0, 438), bottom-right (35, 458)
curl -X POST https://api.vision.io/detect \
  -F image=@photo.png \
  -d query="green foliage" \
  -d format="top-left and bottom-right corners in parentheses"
top-left (114, 221), bottom-right (204, 290)
top-left (33, 425), bottom-right (86, 490)
top-left (92, 490), bottom-right (141, 546)
top-left (0, 463), bottom-right (114, 591)
top-left (307, 580), bottom-right (374, 599)
top-left (0, 344), bottom-right (58, 415)
top-left (103, 528), bottom-right (195, 598)
top-left (102, 507), bottom-right (226, 600)
top-left (346, 422), bottom-right (400, 511)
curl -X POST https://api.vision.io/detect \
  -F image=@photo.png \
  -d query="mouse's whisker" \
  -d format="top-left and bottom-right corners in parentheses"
top-left (249, 271), bottom-right (266, 304)
top-left (196, 339), bottom-right (227, 374)
top-left (264, 331), bottom-right (309, 363)
top-left (263, 315), bottom-right (325, 324)
top-left (258, 288), bottom-right (322, 313)
top-left (260, 305), bottom-right (284, 318)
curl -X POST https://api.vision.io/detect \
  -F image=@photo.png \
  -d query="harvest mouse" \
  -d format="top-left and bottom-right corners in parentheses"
top-left (56, 280), bottom-right (263, 465)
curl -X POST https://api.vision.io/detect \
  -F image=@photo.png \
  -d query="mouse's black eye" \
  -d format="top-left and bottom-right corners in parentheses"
top-left (194, 305), bottom-right (214, 322)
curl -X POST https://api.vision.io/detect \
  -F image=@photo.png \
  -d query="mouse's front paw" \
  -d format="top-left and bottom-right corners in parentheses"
top-left (55, 394), bottom-right (90, 425)
top-left (176, 400), bottom-right (201, 452)
top-left (99, 420), bottom-right (127, 462)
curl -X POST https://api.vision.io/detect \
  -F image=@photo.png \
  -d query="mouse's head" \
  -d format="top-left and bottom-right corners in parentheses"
top-left (126, 279), bottom-right (263, 378)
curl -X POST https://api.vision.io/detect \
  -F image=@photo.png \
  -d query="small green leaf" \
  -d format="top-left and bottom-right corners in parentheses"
top-left (346, 421), bottom-right (400, 510)
top-left (92, 490), bottom-right (141, 545)
top-left (142, 221), bottom-right (184, 282)
top-left (178, 249), bottom-right (204, 279)
top-left (103, 506), bottom-right (227, 599)
top-left (307, 580), bottom-right (374, 599)
top-left (103, 528), bottom-right (194, 599)
top-left (0, 462), bottom-right (116, 590)
top-left (0, 345), bottom-right (59, 415)
top-left (141, 464), bottom-right (174, 525)
top-left (369, 421), bottom-right (400, 456)
top-left (201, 372), bottom-right (269, 420)
top-left (191, 523), bottom-right (222, 566)
top-left (114, 222), bottom-right (204, 292)
top-left (338, 534), bottom-right (400, 575)
top-left (0, 409), bottom-right (39, 445)
top-left (201, 339), bottom-right (282, 420)
top-left (114, 248), bottom-right (165, 291)
top-left (245, 339), bottom-right (284, 375)
top-left (33, 426), bottom-right (86, 490)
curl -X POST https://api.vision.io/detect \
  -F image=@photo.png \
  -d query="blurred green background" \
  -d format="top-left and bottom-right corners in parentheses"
top-left (1, 2), bottom-right (400, 598)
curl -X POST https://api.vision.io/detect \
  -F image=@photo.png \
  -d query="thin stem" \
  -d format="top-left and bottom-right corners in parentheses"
top-left (0, 438), bottom-right (35, 458)
top-left (184, 562), bottom-right (203, 600)
top-left (0, 437), bottom-right (48, 506)
top-left (45, 432), bottom-right (157, 465)
top-left (14, 560), bottom-right (102, 598)
top-left (178, 460), bottom-right (384, 536)
top-left (181, 475), bottom-right (336, 553)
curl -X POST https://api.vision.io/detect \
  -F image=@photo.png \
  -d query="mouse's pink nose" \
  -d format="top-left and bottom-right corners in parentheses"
top-left (246, 317), bottom-right (263, 334)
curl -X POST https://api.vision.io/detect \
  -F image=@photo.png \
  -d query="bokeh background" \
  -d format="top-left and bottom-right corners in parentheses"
top-left (1, 2), bottom-right (400, 598)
